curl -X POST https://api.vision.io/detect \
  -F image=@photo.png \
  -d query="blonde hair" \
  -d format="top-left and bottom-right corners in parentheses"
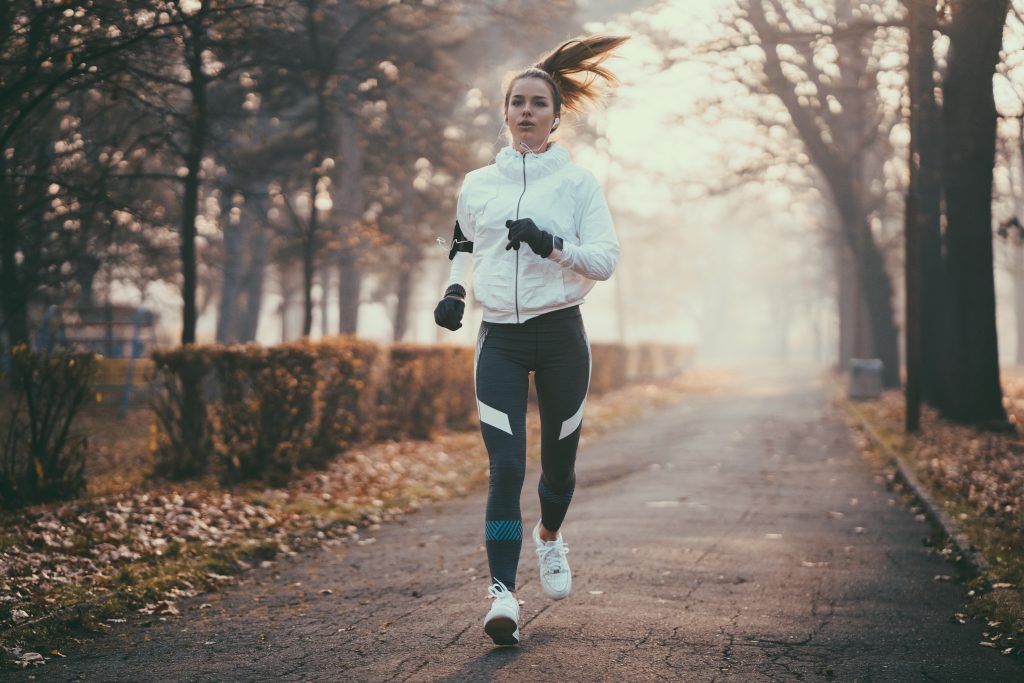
top-left (504, 34), bottom-right (629, 115)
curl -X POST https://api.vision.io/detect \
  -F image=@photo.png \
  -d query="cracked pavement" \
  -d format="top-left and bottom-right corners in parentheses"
top-left (18, 366), bottom-right (1024, 682)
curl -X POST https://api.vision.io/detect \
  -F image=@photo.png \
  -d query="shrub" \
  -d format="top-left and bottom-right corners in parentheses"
top-left (590, 344), bottom-right (629, 395)
top-left (371, 345), bottom-right (476, 440)
top-left (438, 346), bottom-right (476, 431)
top-left (146, 337), bottom-right (692, 486)
top-left (209, 344), bottom-right (318, 486)
top-left (307, 338), bottom-right (382, 467)
top-left (151, 347), bottom-right (211, 480)
top-left (0, 346), bottom-right (97, 508)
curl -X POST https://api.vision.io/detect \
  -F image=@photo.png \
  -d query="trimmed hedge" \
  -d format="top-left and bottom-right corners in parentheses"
top-left (149, 337), bottom-right (692, 484)
top-left (0, 346), bottom-right (98, 508)
top-left (151, 347), bottom-right (211, 480)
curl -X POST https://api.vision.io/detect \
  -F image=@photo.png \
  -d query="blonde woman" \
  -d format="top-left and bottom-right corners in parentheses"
top-left (434, 34), bottom-right (627, 646)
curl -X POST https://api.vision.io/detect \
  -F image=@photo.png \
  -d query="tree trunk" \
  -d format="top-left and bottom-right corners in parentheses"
top-left (0, 157), bottom-right (29, 347)
top-left (904, 0), bottom-right (947, 409)
top-left (749, 0), bottom-right (900, 385)
top-left (320, 264), bottom-right (332, 337)
top-left (939, 0), bottom-right (1010, 425)
top-left (836, 241), bottom-right (873, 367)
top-left (1014, 246), bottom-right (1024, 365)
top-left (216, 193), bottom-right (243, 343)
top-left (336, 112), bottom-right (363, 336)
top-left (181, 20), bottom-right (208, 346)
top-left (392, 181), bottom-right (419, 343)
top-left (236, 195), bottom-right (267, 343)
top-left (302, 171), bottom-right (317, 338)
top-left (1015, 120), bottom-right (1024, 365)
top-left (852, 216), bottom-right (902, 388)
top-left (337, 250), bottom-right (360, 335)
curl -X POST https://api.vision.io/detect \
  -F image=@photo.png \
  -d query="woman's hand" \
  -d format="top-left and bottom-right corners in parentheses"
top-left (505, 218), bottom-right (554, 258)
top-left (434, 285), bottom-right (466, 331)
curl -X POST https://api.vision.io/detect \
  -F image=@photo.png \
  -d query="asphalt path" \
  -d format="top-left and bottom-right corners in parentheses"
top-left (18, 366), bottom-right (1024, 682)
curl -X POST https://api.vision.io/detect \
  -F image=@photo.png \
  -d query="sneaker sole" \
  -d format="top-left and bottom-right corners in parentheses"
top-left (542, 584), bottom-right (571, 600)
top-left (484, 616), bottom-right (520, 646)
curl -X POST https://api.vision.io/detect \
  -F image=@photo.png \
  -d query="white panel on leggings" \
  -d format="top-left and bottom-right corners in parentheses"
top-left (559, 332), bottom-right (592, 440)
top-left (558, 400), bottom-right (586, 439)
top-left (478, 400), bottom-right (513, 435)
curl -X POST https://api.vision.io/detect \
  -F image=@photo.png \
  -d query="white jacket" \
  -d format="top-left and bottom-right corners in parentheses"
top-left (445, 143), bottom-right (619, 324)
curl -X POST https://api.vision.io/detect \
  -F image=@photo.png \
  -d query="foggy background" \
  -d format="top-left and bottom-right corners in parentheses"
top-left (6, 0), bottom-right (1024, 369)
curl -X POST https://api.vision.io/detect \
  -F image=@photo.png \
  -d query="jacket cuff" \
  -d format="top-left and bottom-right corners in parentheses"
top-left (444, 284), bottom-right (466, 300)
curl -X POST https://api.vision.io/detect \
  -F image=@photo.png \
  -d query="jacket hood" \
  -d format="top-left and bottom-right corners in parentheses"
top-left (495, 143), bottom-right (570, 182)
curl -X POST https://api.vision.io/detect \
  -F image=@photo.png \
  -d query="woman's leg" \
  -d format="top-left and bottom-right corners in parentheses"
top-left (475, 324), bottom-right (530, 590)
top-left (533, 315), bottom-right (591, 534)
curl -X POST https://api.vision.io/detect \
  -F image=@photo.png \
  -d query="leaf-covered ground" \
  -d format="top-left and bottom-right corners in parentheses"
top-left (0, 369), bottom-right (731, 669)
top-left (841, 372), bottom-right (1024, 659)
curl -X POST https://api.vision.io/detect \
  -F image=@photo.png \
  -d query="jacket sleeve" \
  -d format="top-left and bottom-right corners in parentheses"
top-left (551, 174), bottom-right (619, 281)
top-left (444, 187), bottom-right (474, 294)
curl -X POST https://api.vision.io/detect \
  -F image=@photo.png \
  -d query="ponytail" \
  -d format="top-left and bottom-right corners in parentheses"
top-left (504, 34), bottom-right (629, 115)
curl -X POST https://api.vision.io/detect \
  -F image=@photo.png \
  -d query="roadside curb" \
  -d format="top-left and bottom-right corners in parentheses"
top-left (838, 394), bottom-right (992, 582)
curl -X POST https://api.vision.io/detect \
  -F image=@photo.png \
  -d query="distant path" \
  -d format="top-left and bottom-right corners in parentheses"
top-left (22, 366), bottom-right (1023, 682)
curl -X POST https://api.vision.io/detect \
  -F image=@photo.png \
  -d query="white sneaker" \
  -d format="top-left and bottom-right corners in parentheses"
top-left (533, 521), bottom-right (571, 599)
top-left (483, 579), bottom-right (520, 646)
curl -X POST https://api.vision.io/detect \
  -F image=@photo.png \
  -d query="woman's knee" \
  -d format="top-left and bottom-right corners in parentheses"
top-left (490, 459), bottom-right (526, 487)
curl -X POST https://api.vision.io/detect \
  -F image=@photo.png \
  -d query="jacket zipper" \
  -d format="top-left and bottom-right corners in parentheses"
top-left (513, 153), bottom-right (528, 324)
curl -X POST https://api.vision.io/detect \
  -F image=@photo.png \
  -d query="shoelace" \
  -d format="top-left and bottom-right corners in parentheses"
top-left (536, 540), bottom-right (569, 575)
top-left (488, 579), bottom-right (516, 604)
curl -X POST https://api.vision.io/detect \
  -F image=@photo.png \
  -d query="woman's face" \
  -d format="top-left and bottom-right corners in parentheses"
top-left (505, 77), bottom-right (557, 153)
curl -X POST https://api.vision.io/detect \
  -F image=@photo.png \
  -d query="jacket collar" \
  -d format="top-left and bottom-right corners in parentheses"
top-left (495, 143), bottom-right (570, 181)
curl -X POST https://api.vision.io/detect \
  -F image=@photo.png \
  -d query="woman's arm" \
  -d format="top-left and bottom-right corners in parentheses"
top-left (445, 250), bottom-right (473, 294)
top-left (551, 176), bottom-right (619, 281)
top-left (443, 190), bottom-right (474, 294)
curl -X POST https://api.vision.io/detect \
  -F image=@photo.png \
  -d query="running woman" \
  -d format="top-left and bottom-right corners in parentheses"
top-left (433, 34), bottom-right (628, 646)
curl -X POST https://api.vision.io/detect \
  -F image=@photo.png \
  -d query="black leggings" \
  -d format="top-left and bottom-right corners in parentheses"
top-left (475, 306), bottom-right (591, 591)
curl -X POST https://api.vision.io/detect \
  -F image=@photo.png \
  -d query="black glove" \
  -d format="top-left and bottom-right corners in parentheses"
top-left (434, 285), bottom-right (466, 331)
top-left (505, 218), bottom-right (553, 258)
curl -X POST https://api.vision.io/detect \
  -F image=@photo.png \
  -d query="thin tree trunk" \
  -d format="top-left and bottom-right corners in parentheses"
top-left (837, 243), bottom-right (856, 367)
top-left (181, 19), bottom-right (208, 346)
top-left (320, 264), bottom-right (332, 337)
top-left (239, 234), bottom-right (265, 342)
top-left (0, 156), bottom-right (29, 346)
top-left (1015, 119), bottom-right (1024, 365)
top-left (940, 0), bottom-right (1010, 425)
top-left (1014, 246), bottom-right (1024, 365)
top-left (337, 251), bottom-right (360, 335)
top-left (336, 112), bottom-right (363, 336)
top-left (904, 0), bottom-right (947, 408)
top-left (302, 169), bottom-right (318, 338)
top-left (216, 193), bottom-right (243, 343)
top-left (836, 241), bottom-right (873, 366)
top-left (392, 180), bottom-right (419, 342)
